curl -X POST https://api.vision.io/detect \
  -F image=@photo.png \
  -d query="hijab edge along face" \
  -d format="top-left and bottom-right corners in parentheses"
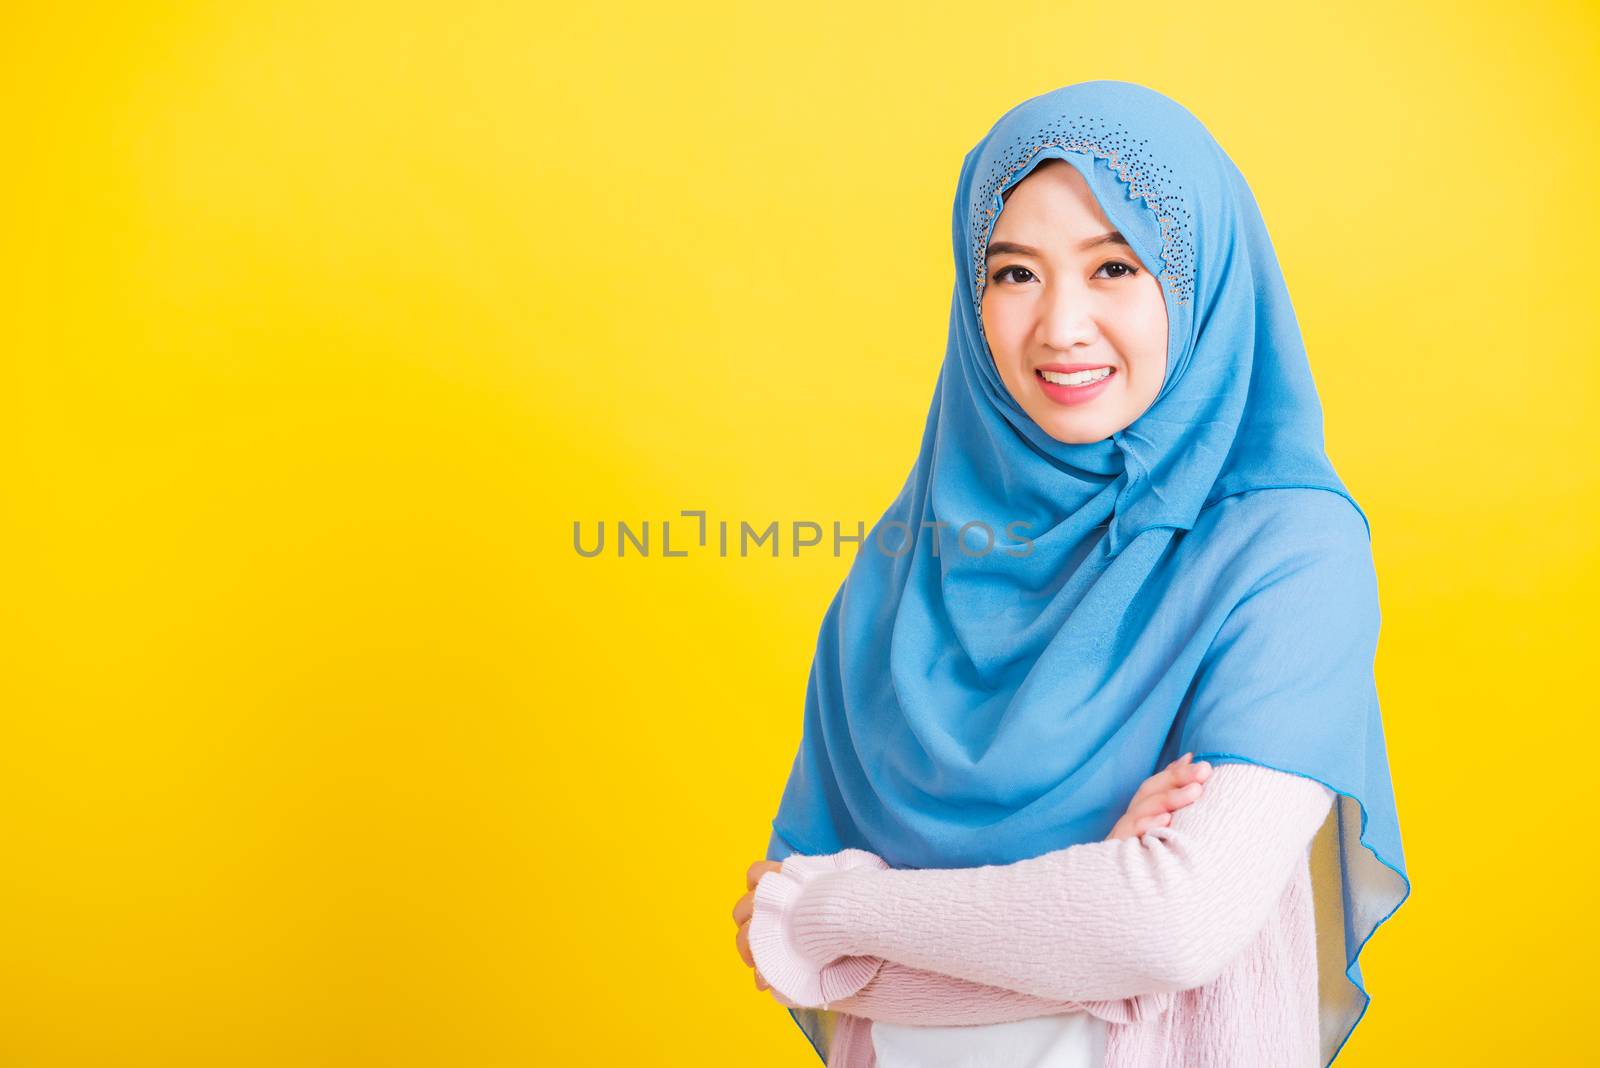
top-left (959, 88), bottom-right (1206, 439)
top-left (981, 159), bottom-right (1171, 451)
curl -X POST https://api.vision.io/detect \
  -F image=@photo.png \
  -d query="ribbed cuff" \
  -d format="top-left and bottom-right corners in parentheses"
top-left (748, 847), bottom-right (890, 1008)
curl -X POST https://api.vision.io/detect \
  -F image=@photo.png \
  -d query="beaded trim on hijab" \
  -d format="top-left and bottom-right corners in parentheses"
top-left (969, 114), bottom-right (1196, 320)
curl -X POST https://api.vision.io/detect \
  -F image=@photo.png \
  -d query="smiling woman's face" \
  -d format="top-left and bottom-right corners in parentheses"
top-left (980, 159), bottom-right (1169, 445)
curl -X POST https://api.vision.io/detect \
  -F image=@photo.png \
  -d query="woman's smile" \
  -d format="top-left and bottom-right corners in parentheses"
top-left (1035, 364), bottom-right (1117, 405)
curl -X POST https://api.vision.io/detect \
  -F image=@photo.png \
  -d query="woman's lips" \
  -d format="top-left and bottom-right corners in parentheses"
top-left (1035, 367), bottom-right (1115, 406)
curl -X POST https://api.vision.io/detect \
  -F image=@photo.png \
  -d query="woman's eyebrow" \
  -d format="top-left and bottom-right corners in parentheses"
top-left (986, 231), bottom-right (1130, 259)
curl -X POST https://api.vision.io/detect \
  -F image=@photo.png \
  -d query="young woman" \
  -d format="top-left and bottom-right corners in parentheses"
top-left (730, 81), bottom-right (1409, 1068)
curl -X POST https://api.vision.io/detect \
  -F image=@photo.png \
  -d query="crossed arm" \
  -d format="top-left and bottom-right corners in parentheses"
top-left (749, 761), bottom-right (1335, 1024)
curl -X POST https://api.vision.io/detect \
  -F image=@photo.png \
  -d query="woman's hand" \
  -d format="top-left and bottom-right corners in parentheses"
top-left (1106, 752), bottom-right (1212, 840)
top-left (732, 859), bottom-right (784, 990)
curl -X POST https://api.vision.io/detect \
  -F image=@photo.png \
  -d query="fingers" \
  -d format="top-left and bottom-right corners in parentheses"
top-left (1128, 777), bottom-right (1204, 816)
top-left (1161, 781), bottom-right (1205, 808)
top-left (734, 863), bottom-right (785, 982)
top-left (1132, 753), bottom-right (1194, 803)
top-left (736, 919), bottom-right (753, 968)
top-left (1145, 755), bottom-right (1212, 796)
top-left (1134, 812), bottom-right (1173, 834)
top-left (746, 859), bottom-right (782, 889)
top-left (1169, 753), bottom-right (1210, 783)
top-left (1110, 756), bottom-right (1215, 843)
top-left (1126, 766), bottom-right (1213, 824)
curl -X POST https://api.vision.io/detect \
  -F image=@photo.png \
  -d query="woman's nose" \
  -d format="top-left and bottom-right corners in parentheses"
top-left (1037, 284), bottom-right (1099, 350)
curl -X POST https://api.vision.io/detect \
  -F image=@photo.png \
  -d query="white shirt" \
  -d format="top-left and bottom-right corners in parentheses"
top-left (871, 1011), bottom-right (1107, 1068)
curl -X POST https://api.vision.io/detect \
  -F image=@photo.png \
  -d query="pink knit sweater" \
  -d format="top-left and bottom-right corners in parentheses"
top-left (750, 761), bottom-right (1340, 1067)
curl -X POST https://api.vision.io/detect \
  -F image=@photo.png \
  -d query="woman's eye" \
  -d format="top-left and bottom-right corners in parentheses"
top-left (992, 265), bottom-right (1036, 284)
top-left (992, 261), bottom-right (1140, 285)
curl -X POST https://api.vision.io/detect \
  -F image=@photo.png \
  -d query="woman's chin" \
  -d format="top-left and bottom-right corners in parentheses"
top-left (1039, 415), bottom-right (1113, 445)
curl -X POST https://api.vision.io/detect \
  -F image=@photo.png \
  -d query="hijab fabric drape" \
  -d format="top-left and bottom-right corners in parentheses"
top-left (764, 81), bottom-right (1409, 1067)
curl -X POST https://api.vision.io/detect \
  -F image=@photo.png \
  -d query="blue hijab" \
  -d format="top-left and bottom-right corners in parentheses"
top-left (764, 81), bottom-right (1409, 1066)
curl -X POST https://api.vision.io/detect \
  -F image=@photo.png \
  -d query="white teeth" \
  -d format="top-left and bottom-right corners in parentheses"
top-left (1039, 367), bottom-right (1112, 386)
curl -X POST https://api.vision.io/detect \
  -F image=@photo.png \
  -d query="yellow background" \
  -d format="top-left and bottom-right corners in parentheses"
top-left (3, 1), bottom-right (1595, 1064)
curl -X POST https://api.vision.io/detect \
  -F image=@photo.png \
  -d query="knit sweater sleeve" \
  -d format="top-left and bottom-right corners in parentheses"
top-left (772, 959), bottom-right (1173, 1028)
top-left (749, 761), bottom-right (1334, 1008)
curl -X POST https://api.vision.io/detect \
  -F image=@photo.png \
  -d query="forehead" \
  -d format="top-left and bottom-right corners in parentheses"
top-left (989, 162), bottom-right (1109, 232)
